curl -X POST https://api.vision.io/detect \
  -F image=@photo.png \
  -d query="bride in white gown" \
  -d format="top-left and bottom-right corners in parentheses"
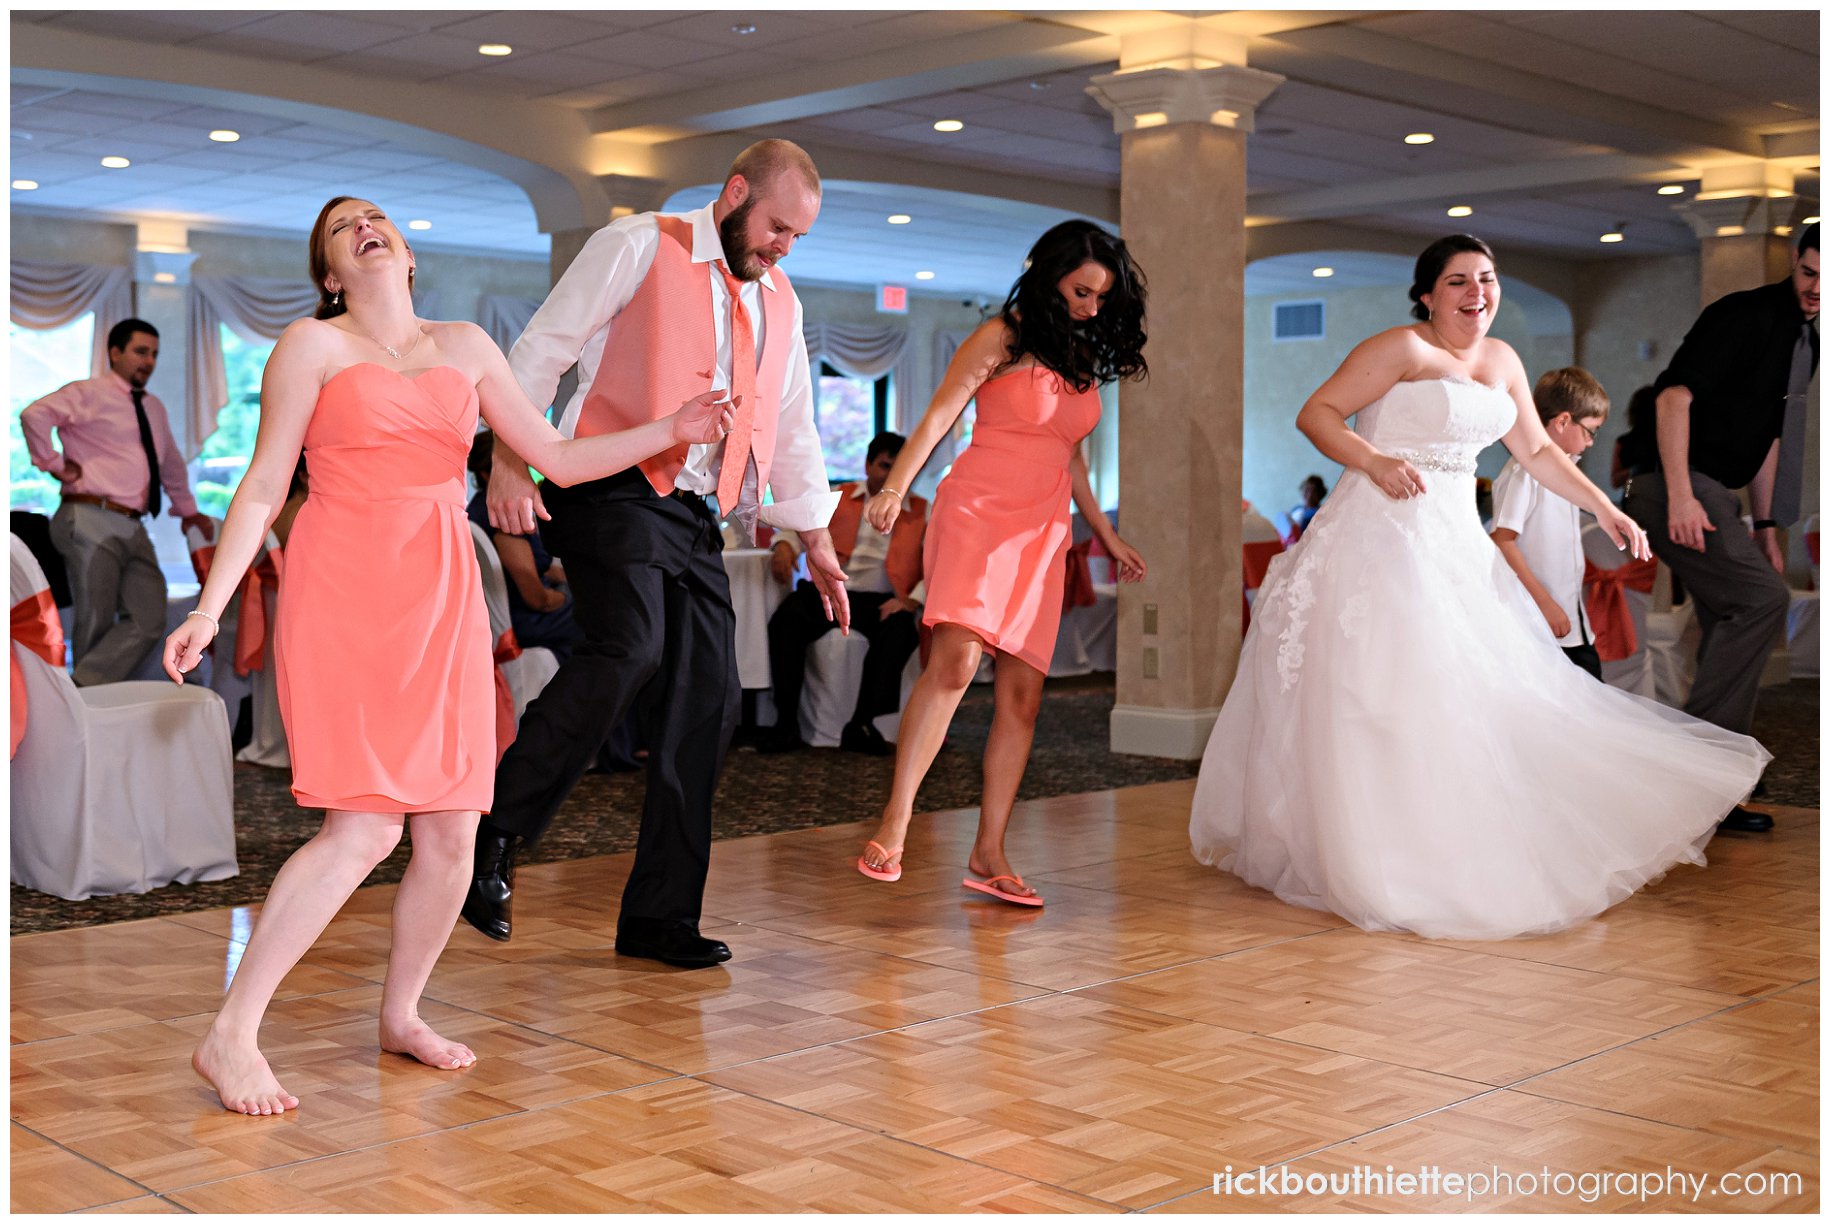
top-left (1190, 235), bottom-right (1769, 940)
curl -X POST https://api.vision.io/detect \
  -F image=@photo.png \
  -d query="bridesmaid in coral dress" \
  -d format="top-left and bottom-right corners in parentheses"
top-left (163, 196), bottom-right (733, 1115)
top-left (855, 221), bottom-right (1149, 903)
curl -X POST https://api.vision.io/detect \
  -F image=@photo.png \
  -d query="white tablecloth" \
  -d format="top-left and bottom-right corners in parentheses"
top-left (725, 548), bottom-right (788, 690)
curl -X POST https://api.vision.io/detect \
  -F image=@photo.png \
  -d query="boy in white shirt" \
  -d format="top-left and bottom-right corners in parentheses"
top-left (1490, 367), bottom-right (1611, 680)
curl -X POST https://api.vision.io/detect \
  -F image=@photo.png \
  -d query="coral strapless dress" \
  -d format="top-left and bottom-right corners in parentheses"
top-left (921, 365), bottom-right (1102, 672)
top-left (275, 363), bottom-right (494, 813)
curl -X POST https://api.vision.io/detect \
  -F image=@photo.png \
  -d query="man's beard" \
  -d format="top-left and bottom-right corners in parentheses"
top-left (718, 196), bottom-right (767, 281)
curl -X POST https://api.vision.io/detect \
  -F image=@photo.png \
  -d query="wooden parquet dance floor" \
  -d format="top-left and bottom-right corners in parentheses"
top-left (10, 781), bottom-right (1818, 1213)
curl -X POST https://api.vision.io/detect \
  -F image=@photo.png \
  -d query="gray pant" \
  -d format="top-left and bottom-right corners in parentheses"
top-left (1623, 471), bottom-right (1790, 735)
top-left (49, 501), bottom-right (168, 686)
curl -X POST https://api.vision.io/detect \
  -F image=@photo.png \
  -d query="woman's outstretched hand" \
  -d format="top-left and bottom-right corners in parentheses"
top-left (1598, 503), bottom-right (1653, 561)
top-left (1106, 536), bottom-right (1147, 583)
top-left (865, 489), bottom-right (902, 534)
top-left (672, 391), bottom-right (737, 447)
top-left (163, 616), bottom-right (217, 684)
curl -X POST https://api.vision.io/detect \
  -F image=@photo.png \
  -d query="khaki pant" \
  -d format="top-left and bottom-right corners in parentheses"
top-left (49, 501), bottom-right (168, 685)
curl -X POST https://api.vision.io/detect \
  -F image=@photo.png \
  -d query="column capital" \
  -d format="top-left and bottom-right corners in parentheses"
top-left (1675, 194), bottom-right (1797, 240)
top-left (596, 172), bottom-right (669, 221)
top-left (1087, 63), bottom-right (1284, 136)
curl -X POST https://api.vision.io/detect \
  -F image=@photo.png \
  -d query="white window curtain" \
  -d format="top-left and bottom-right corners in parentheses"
top-left (9, 260), bottom-right (133, 377)
top-left (802, 321), bottom-right (921, 430)
top-left (914, 327), bottom-right (978, 494)
top-left (478, 294), bottom-right (542, 355)
top-left (186, 275), bottom-right (321, 458)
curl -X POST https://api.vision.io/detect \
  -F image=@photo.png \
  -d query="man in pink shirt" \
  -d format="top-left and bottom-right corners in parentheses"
top-left (21, 318), bottom-right (213, 684)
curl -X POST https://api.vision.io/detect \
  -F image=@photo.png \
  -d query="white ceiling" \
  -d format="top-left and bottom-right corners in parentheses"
top-left (9, 9), bottom-right (1821, 287)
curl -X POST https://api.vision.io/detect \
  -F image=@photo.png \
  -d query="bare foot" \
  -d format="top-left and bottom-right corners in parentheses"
top-left (192, 1029), bottom-right (299, 1116)
top-left (380, 1017), bottom-right (476, 1070)
top-left (967, 851), bottom-right (1038, 900)
top-left (861, 812), bottom-right (912, 873)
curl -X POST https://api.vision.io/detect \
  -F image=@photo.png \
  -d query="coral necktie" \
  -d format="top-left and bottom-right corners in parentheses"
top-left (713, 260), bottom-right (757, 515)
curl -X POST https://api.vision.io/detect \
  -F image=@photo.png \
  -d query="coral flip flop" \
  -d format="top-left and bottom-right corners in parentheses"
top-left (961, 873), bottom-right (1045, 907)
top-left (857, 840), bottom-right (904, 882)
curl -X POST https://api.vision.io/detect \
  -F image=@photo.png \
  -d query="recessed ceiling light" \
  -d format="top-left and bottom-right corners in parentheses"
top-left (1404, 132), bottom-right (1434, 145)
top-left (1657, 184), bottom-right (1685, 196)
top-left (12, 179), bottom-right (38, 190)
top-left (209, 130), bottom-right (240, 143)
top-left (915, 270), bottom-right (936, 281)
top-left (1312, 267), bottom-right (1334, 278)
top-left (1446, 205), bottom-right (1473, 217)
top-left (1027, 80), bottom-right (1052, 91)
top-left (100, 156), bottom-right (130, 169)
top-left (933, 119), bottom-right (963, 133)
top-left (730, 22), bottom-right (757, 35)
top-left (1600, 232), bottom-right (1624, 243)
top-left (887, 214), bottom-right (911, 225)
top-left (477, 43), bottom-right (512, 56)
top-left (153, 272), bottom-right (177, 284)
top-left (1805, 215), bottom-right (1822, 225)
top-left (408, 219), bottom-right (432, 231)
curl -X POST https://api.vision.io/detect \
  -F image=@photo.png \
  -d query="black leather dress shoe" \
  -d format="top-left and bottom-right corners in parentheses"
top-left (615, 918), bottom-right (732, 968)
top-left (840, 721), bottom-right (893, 756)
top-left (461, 829), bottom-right (518, 941)
top-left (755, 727), bottom-right (808, 754)
top-left (1719, 806), bottom-right (1775, 833)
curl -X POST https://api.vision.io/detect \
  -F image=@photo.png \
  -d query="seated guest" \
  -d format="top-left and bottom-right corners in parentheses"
top-left (1609, 385), bottom-right (1659, 495)
top-left (1286, 474), bottom-right (1326, 539)
top-left (763, 431), bottom-right (926, 755)
top-left (466, 430), bottom-right (583, 662)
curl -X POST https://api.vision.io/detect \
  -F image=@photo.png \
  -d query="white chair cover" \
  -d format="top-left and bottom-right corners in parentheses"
top-left (236, 528), bottom-right (290, 768)
top-left (1787, 590), bottom-right (1818, 679)
top-left (798, 629), bottom-right (869, 747)
top-left (1050, 585), bottom-right (1118, 677)
top-left (467, 522), bottom-right (558, 720)
top-left (10, 535), bottom-right (237, 900)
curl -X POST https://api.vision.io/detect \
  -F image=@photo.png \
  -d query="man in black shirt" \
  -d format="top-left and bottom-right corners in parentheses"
top-left (1624, 223), bottom-right (1818, 832)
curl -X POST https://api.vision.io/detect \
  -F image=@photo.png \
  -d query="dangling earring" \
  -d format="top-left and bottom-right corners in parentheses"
top-left (333, 289), bottom-right (341, 308)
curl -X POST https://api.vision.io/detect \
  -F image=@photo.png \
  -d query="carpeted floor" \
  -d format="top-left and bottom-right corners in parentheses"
top-left (11, 676), bottom-right (1817, 935)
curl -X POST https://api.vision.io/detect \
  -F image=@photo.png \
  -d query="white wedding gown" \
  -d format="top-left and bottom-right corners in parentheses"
top-left (1190, 378), bottom-right (1770, 939)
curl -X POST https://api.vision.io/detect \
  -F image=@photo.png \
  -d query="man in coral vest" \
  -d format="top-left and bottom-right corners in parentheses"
top-left (468, 140), bottom-right (847, 966)
top-left (763, 431), bottom-right (927, 756)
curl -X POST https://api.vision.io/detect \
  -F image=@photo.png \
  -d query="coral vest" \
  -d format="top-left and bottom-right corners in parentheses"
top-left (827, 482), bottom-right (927, 602)
top-left (575, 214), bottom-right (796, 497)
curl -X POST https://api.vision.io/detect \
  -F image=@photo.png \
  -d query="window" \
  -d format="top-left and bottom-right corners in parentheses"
top-left (815, 361), bottom-right (891, 483)
top-left (9, 314), bottom-right (96, 514)
top-left (191, 325), bottom-right (275, 518)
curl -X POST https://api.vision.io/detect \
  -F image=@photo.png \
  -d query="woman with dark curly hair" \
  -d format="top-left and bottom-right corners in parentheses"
top-left (854, 220), bottom-right (1148, 903)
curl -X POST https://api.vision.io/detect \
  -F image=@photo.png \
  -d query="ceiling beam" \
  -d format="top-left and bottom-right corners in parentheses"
top-left (588, 20), bottom-right (1120, 138)
top-left (12, 22), bottom-right (607, 232)
top-left (1251, 25), bottom-right (1766, 162)
top-left (1250, 153), bottom-right (1679, 224)
top-left (643, 133), bottom-right (1119, 224)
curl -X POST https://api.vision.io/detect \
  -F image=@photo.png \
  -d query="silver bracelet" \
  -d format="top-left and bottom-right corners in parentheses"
top-left (879, 487), bottom-right (903, 501)
top-left (186, 609), bottom-right (220, 635)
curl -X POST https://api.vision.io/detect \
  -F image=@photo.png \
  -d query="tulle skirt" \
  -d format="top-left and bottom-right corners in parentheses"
top-left (1190, 470), bottom-right (1770, 940)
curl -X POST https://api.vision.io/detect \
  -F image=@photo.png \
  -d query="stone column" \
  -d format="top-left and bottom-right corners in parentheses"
top-left (1089, 36), bottom-right (1283, 758)
top-left (1677, 161), bottom-right (1799, 308)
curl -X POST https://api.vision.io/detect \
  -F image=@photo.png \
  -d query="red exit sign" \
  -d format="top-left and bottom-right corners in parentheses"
top-left (877, 285), bottom-right (908, 314)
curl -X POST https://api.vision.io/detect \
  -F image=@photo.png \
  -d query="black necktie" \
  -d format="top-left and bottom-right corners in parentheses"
top-left (131, 388), bottom-right (161, 517)
top-left (1771, 319), bottom-right (1816, 526)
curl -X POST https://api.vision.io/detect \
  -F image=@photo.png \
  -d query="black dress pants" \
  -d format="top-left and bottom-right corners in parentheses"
top-left (767, 583), bottom-right (919, 732)
top-left (488, 468), bottom-right (738, 926)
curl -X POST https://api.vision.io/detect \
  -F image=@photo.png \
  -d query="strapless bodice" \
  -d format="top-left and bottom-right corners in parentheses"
top-left (1353, 377), bottom-right (1516, 476)
top-left (304, 363), bottom-right (479, 504)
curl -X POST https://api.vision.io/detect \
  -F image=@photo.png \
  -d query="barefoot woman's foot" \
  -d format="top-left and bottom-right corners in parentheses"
top-left (192, 1029), bottom-right (299, 1115)
top-left (380, 1017), bottom-right (477, 1070)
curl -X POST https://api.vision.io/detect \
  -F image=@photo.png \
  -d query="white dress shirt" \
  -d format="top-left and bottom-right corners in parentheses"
top-left (1492, 458), bottom-right (1589, 647)
top-left (508, 200), bottom-right (837, 531)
